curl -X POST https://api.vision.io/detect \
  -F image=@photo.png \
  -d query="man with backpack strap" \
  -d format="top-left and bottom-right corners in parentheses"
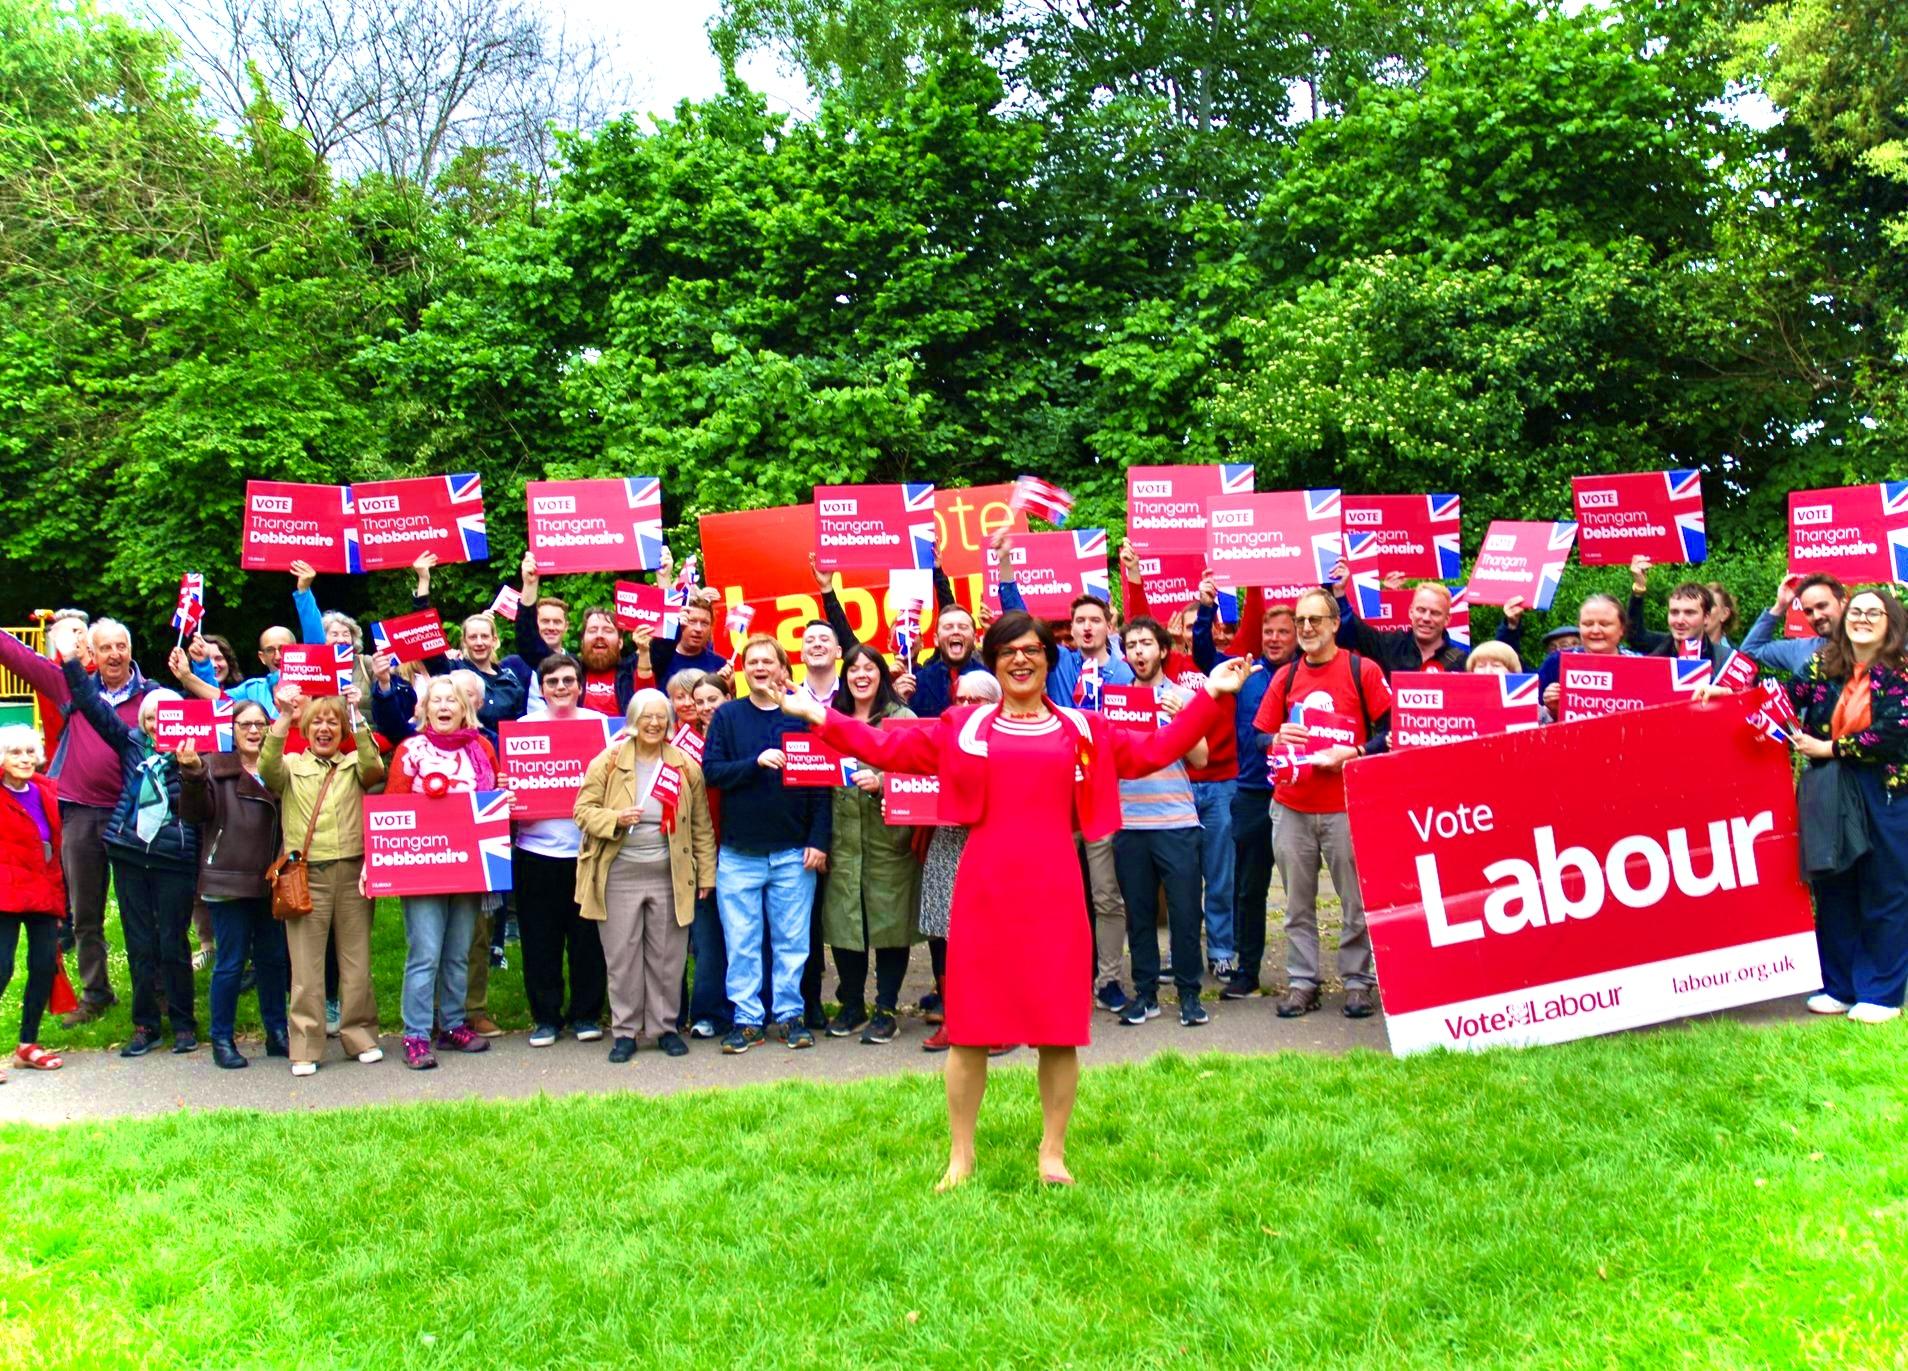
top-left (1250, 588), bottom-right (1392, 1020)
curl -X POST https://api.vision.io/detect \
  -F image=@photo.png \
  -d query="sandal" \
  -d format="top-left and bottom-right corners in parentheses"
top-left (13, 1044), bottom-right (62, 1071)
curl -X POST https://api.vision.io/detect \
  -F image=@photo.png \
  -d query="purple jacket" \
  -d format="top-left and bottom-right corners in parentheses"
top-left (0, 631), bottom-right (151, 808)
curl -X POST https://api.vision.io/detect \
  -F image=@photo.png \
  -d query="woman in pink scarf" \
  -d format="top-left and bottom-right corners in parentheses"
top-left (385, 677), bottom-right (501, 1069)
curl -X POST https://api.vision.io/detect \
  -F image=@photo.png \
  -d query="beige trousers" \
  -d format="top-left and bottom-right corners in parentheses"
top-left (1083, 835), bottom-right (1129, 986)
top-left (285, 857), bottom-right (377, 1061)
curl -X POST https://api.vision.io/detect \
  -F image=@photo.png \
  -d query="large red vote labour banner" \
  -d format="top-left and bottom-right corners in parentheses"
top-left (1125, 464), bottom-right (1254, 556)
top-left (1464, 520), bottom-right (1578, 610)
top-left (1787, 482), bottom-right (1908, 583)
top-left (1345, 696), bottom-right (1819, 1056)
top-left (498, 716), bottom-right (616, 822)
top-left (241, 481), bottom-right (361, 574)
top-left (1558, 655), bottom-right (1711, 723)
top-left (1572, 470), bottom-right (1706, 566)
top-left (362, 791), bottom-right (514, 897)
top-left (524, 478), bottom-right (664, 575)
top-left (353, 474), bottom-right (488, 570)
top-left (699, 487), bottom-right (1025, 657)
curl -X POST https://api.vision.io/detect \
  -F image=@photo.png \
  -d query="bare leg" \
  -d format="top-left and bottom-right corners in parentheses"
top-left (938, 1045), bottom-right (989, 1191)
top-left (1036, 1046), bottom-right (1079, 1184)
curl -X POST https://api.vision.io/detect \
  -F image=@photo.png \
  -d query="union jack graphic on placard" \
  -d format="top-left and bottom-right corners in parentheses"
top-left (1220, 464), bottom-right (1254, 495)
top-left (1309, 530), bottom-right (1343, 584)
top-left (473, 790), bottom-right (515, 892)
top-left (1497, 673), bottom-right (1539, 709)
top-left (1883, 481), bottom-right (1908, 518)
top-left (1666, 469), bottom-right (1702, 502)
top-left (904, 483), bottom-right (939, 569)
top-left (1306, 488), bottom-right (1341, 521)
top-left (1076, 528), bottom-right (1111, 603)
top-left (326, 643), bottom-right (354, 694)
top-left (626, 477), bottom-right (666, 568)
top-left (445, 473), bottom-right (488, 561)
top-left (1446, 587), bottom-right (1472, 647)
top-left (1671, 660), bottom-right (1713, 693)
top-left (210, 695), bottom-right (236, 752)
top-left (1676, 510), bottom-right (1708, 564)
top-left (341, 515), bottom-right (364, 574)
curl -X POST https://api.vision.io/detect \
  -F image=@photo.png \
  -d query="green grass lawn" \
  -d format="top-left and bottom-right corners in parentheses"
top-left (1, 897), bottom-right (532, 1050)
top-left (1, 1017), bottom-right (1903, 1367)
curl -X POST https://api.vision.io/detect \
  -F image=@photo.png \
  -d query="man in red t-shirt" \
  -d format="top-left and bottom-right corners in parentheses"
top-left (1250, 588), bottom-right (1391, 1020)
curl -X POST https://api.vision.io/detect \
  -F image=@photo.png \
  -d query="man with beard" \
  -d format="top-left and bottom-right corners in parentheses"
top-left (905, 604), bottom-right (988, 717)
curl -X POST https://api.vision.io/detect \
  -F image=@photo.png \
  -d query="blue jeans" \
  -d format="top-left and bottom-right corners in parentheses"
top-left (715, 847), bottom-right (815, 1027)
top-left (207, 897), bottom-right (288, 1042)
top-left (683, 892), bottom-right (733, 1032)
top-left (1811, 764), bottom-right (1908, 1008)
top-left (1191, 779), bottom-right (1237, 962)
top-left (399, 894), bottom-right (480, 1038)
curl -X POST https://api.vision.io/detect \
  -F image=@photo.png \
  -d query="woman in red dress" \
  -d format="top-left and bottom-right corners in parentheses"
top-left (782, 610), bottom-right (1255, 1188)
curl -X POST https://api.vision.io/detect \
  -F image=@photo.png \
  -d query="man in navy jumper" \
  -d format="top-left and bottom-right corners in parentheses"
top-left (700, 635), bottom-right (832, 1052)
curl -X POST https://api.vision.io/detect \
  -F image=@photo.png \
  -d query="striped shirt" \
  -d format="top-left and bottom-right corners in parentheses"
top-left (1118, 760), bottom-right (1198, 829)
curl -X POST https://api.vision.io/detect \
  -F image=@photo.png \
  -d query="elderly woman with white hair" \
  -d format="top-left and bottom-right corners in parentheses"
top-left (60, 643), bottom-right (202, 1058)
top-left (574, 689), bottom-right (716, 1061)
top-left (0, 724), bottom-right (68, 1075)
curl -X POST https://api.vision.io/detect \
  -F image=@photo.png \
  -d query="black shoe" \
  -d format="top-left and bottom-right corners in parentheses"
top-left (803, 1004), bottom-right (827, 1031)
top-left (783, 1019), bottom-right (816, 1049)
top-left (171, 1031), bottom-right (198, 1054)
top-left (658, 1031), bottom-right (689, 1057)
top-left (862, 1011), bottom-right (898, 1044)
top-left (608, 1037), bottom-right (637, 1063)
top-left (1119, 997), bottom-right (1161, 1027)
top-left (722, 1025), bottom-right (766, 1054)
top-left (826, 1006), bottom-right (868, 1038)
top-left (264, 1030), bottom-right (290, 1058)
top-left (1220, 972), bottom-right (1260, 1001)
top-left (120, 1027), bottom-right (162, 1058)
top-left (489, 947), bottom-right (507, 970)
top-left (212, 1039), bottom-right (248, 1069)
top-left (1179, 995), bottom-right (1210, 1027)
top-left (58, 917), bottom-right (75, 953)
top-left (1343, 988), bottom-right (1377, 1019)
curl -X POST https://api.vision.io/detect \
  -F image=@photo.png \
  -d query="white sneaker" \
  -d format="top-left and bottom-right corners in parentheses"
top-left (690, 1019), bottom-right (717, 1039)
top-left (356, 1046), bottom-right (385, 1064)
top-left (290, 1061), bottom-right (317, 1077)
top-left (1806, 993), bottom-right (1852, 1015)
top-left (1847, 1002), bottom-right (1901, 1024)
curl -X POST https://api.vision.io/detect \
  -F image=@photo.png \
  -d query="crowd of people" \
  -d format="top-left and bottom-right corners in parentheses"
top-left (1, 518), bottom-right (1902, 1152)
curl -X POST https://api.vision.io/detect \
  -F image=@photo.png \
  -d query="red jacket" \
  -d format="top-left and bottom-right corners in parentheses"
top-left (0, 774), bottom-right (66, 915)
top-left (817, 691), bottom-right (1221, 843)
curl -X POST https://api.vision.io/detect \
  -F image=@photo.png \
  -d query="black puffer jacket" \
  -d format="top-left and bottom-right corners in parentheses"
top-left (64, 660), bottom-right (198, 873)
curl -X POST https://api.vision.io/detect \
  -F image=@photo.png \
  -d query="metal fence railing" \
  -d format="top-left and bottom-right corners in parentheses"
top-left (0, 624), bottom-right (46, 731)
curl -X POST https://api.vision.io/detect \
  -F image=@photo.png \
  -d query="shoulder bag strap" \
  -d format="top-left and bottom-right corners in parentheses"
top-left (295, 763), bottom-right (338, 860)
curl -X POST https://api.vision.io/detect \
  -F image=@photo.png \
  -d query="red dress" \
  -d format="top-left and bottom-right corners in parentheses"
top-left (817, 699), bottom-right (1219, 1046)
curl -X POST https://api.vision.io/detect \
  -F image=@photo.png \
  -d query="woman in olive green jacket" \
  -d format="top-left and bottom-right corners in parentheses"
top-left (574, 690), bottom-right (716, 1060)
top-left (822, 645), bottom-right (921, 1044)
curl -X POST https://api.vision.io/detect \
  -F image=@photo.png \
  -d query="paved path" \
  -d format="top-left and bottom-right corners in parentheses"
top-left (0, 993), bottom-right (1811, 1127)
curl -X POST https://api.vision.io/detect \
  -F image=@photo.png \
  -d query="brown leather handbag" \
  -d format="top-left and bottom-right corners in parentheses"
top-left (267, 765), bottom-right (337, 920)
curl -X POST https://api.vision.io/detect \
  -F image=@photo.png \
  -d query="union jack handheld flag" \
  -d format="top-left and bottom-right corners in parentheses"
top-left (1074, 655), bottom-right (1102, 711)
top-left (171, 573), bottom-right (205, 641)
top-left (891, 598), bottom-right (922, 664)
top-left (725, 603), bottom-right (757, 665)
top-left (671, 555), bottom-right (699, 604)
top-left (1011, 475), bottom-right (1074, 527)
top-left (1267, 744), bottom-right (1317, 786)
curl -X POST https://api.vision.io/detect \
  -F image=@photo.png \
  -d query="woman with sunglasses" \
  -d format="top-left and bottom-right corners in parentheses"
top-left (1786, 587), bottom-right (1908, 1023)
top-left (176, 700), bottom-right (289, 1068)
top-left (782, 611), bottom-right (1256, 1189)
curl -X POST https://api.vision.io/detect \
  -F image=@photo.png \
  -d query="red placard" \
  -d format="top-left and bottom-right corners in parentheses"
top-left (1389, 671), bottom-right (1541, 750)
top-left (362, 791), bottom-right (514, 897)
top-left (1342, 494), bottom-right (1462, 580)
top-left (1133, 554), bottom-right (1204, 620)
top-left (352, 474), bottom-right (487, 570)
top-left (1572, 470), bottom-right (1706, 566)
top-left (1345, 694), bottom-right (1818, 1055)
top-left (985, 530), bottom-right (1111, 618)
top-left (1100, 684), bottom-right (1161, 732)
top-left (813, 483), bottom-right (937, 572)
top-left (1463, 520), bottom-right (1578, 611)
top-left (1205, 490), bottom-right (1343, 592)
top-left (524, 478), bottom-right (664, 574)
top-left (152, 697), bottom-right (232, 754)
top-left (882, 772), bottom-right (941, 825)
top-left (278, 644), bottom-right (353, 697)
top-left (498, 715), bottom-right (616, 821)
top-left (1288, 703), bottom-right (1360, 750)
top-left (1787, 483), bottom-right (1908, 583)
top-left (369, 608), bottom-right (449, 664)
top-left (240, 481), bottom-right (360, 574)
top-left (1784, 598), bottom-right (1815, 639)
top-left (780, 731), bottom-right (854, 787)
top-left (612, 581), bottom-right (676, 636)
top-left (669, 723), bottom-right (704, 763)
top-left (1126, 464), bottom-right (1254, 556)
top-left (1558, 655), bottom-right (1711, 722)
top-left (1347, 583), bottom-right (1474, 648)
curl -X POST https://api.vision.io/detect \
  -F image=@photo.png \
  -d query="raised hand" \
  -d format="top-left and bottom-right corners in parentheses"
top-left (778, 691), bottom-right (826, 727)
top-left (1204, 656), bottom-right (1260, 697)
top-left (290, 560), bottom-right (317, 594)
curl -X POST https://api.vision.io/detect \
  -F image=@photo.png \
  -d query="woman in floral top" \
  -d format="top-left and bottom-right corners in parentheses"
top-left (1784, 586), bottom-right (1908, 1023)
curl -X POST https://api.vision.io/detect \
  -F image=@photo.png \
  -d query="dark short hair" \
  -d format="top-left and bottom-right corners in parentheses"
top-left (803, 619), bottom-right (837, 640)
top-left (982, 611), bottom-right (1060, 673)
top-left (1667, 581), bottom-right (1714, 613)
top-left (580, 607), bottom-right (619, 634)
top-left (1068, 594), bottom-right (1110, 620)
top-left (1123, 615), bottom-right (1169, 652)
top-left (538, 652), bottom-right (582, 683)
top-left (1797, 574), bottom-right (1847, 602)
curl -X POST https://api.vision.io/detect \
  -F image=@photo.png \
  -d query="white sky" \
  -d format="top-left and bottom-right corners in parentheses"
top-left (574, 0), bottom-right (817, 123)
